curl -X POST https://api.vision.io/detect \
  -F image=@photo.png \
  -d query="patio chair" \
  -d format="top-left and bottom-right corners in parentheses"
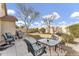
top-left (0, 33), bottom-right (15, 51)
top-left (24, 39), bottom-right (46, 56)
top-left (16, 30), bottom-right (23, 39)
top-left (2, 32), bottom-right (15, 45)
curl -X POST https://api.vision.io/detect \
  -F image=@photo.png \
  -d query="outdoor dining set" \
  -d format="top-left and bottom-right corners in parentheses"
top-left (0, 31), bottom-right (65, 56)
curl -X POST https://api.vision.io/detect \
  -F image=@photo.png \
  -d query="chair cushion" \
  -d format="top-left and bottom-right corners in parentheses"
top-left (23, 39), bottom-right (46, 56)
top-left (32, 43), bottom-right (43, 51)
top-left (6, 33), bottom-right (13, 38)
top-left (6, 38), bottom-right (14, 41)
top-left (25, 37), bottom-right (37, 44)
top-left (32, 44), bottom-right (45, 56)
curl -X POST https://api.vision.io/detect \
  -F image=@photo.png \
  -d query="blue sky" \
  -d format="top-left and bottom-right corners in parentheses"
top-left (6, 3), bottom-right (79, 28)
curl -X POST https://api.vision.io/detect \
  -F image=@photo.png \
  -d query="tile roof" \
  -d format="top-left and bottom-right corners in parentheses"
top-left (0, 15), bottom-right (17, 22)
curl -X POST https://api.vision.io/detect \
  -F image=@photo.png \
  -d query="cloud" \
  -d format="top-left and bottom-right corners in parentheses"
top-left (70, 12), bottom-right (79, 19)
top-left (42, 12), bottom-right (60, 20)
top-left (74, 21), bottom-right (79, 24)
top-left (61, 21), bottom-right (66, 24)
top-left (52, 12), bottom-right (60, 19)
top-left (7, 9), bottom-right (16, 15)
top-left (29, 22), bottom-right (40, 28)
top-left (29, 21), bottom-right (46, 28)
top-left (16, 21), bottom-right (24, 26)
top-left (34, 22), bottom-right (40, 25)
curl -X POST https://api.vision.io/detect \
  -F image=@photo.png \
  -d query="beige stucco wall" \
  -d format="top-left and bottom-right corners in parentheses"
top-left (0, 20), bottom-right (1, 41)
top-left (0, 20), bottom-right (16, 44)
top-left (0, 3), bottom-right (16, 44)
top-left (1, 21), bottom-right (16, 35)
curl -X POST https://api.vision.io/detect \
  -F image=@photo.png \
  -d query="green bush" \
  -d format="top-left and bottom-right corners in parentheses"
top-left (61, 33), bottom-right (74, 43)
top-left (16, 25), bottom-right (19, 29)
top-left (39, 28), bottom-right (46, 33)
top-left (68, 23), bottom-right (79, 38)
top-left (27, 28), bottom-right (39, 33)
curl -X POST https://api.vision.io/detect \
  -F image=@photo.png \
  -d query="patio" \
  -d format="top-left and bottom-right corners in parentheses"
top-left (0, 37), bottom-right (67, 56)
top-left (0, 33), bottom-right (79, 56)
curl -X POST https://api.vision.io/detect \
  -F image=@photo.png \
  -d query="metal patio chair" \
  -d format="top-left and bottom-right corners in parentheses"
top-left (24, 39), bottom-right (46, 56)
top-left (2, 32), bottom-right (15, 45)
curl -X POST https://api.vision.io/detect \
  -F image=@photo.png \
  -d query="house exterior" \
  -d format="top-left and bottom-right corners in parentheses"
top-left (0, 3), bottom-right (17, 45)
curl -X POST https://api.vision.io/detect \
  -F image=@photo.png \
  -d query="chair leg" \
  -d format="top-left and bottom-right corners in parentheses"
top-left (44, 50), bottom-right (47, 53)
top-left (28, 48), bottom-right (30, 52)
top-left (55, 45), bottom-right (58, 51)
top-left (44, 47), bottom-right (47, 53)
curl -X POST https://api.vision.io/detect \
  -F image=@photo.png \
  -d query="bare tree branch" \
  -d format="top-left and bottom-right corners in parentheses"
top-left (16, 3), bottom-right (39, 30)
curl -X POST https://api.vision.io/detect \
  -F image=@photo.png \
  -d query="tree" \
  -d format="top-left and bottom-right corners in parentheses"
top-left (42, 12), bottom-right (60, 34)
top-left (16, 3), bottom-right (39, 31)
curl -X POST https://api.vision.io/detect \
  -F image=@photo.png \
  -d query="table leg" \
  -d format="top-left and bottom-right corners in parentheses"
top-left (54, 45), bottom-right (59, 56)
top-left (49, 46), bottom-right (59, 56)
top-left (49, 47), bottom-right (52, 56)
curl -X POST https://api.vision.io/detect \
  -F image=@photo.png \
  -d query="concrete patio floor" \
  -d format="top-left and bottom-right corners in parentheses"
top-left (0, 39), bottom-right (67, 56)
top-left (1, 37), bottom-right (79, 56)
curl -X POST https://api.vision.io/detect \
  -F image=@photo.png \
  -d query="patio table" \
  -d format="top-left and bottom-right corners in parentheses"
top-left (38, 39), bottom-right (61, 56)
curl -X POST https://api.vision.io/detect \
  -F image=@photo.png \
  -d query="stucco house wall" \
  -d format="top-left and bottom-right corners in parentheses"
top-left (1, 21), bottom-right (16, 35)
top-left (0, 16), bottom-right (16, 44)
top-left (0, 21), bottom-right (1, 41)
top-left (0, 3), bottom-right (17, 45)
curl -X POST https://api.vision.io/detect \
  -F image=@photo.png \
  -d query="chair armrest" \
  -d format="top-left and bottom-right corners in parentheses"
top-left (32, 41), bottom-right (41, 46)
top-left (36, 46), bottom-right (46, 52)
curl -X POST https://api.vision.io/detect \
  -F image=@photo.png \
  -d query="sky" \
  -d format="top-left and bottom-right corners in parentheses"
top-left (6, 3), bottom-right (79, 28)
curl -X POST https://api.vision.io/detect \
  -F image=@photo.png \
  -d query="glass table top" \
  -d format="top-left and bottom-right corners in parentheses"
top-left (38, 38), bottom-right (61, 47)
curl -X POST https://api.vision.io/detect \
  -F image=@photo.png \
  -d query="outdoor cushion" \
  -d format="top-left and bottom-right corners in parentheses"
top-left (25, 36), bottom-right (37, 44)
top-left (6, 33), bottom-right (13, 38)
top-left (2, 33), bottom-right (15, 45)
top-left (32, 43), bottom-right (43, 51)
top-left (6, 38), bottom-right (14, 41)
top-left (24, 39), bottom-right (46, 56)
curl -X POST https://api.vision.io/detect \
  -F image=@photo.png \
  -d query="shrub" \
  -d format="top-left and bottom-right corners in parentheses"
top-left (39, 28), bottom-right (46, 33)
top-left (68, 23), bottom-right (79, 38)
top-left (16, 25), bottom-right (19, 29)
top-left (27, 28), bottom-right (39, 33)
top-left (60, 33), bottom-right (74, 43)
